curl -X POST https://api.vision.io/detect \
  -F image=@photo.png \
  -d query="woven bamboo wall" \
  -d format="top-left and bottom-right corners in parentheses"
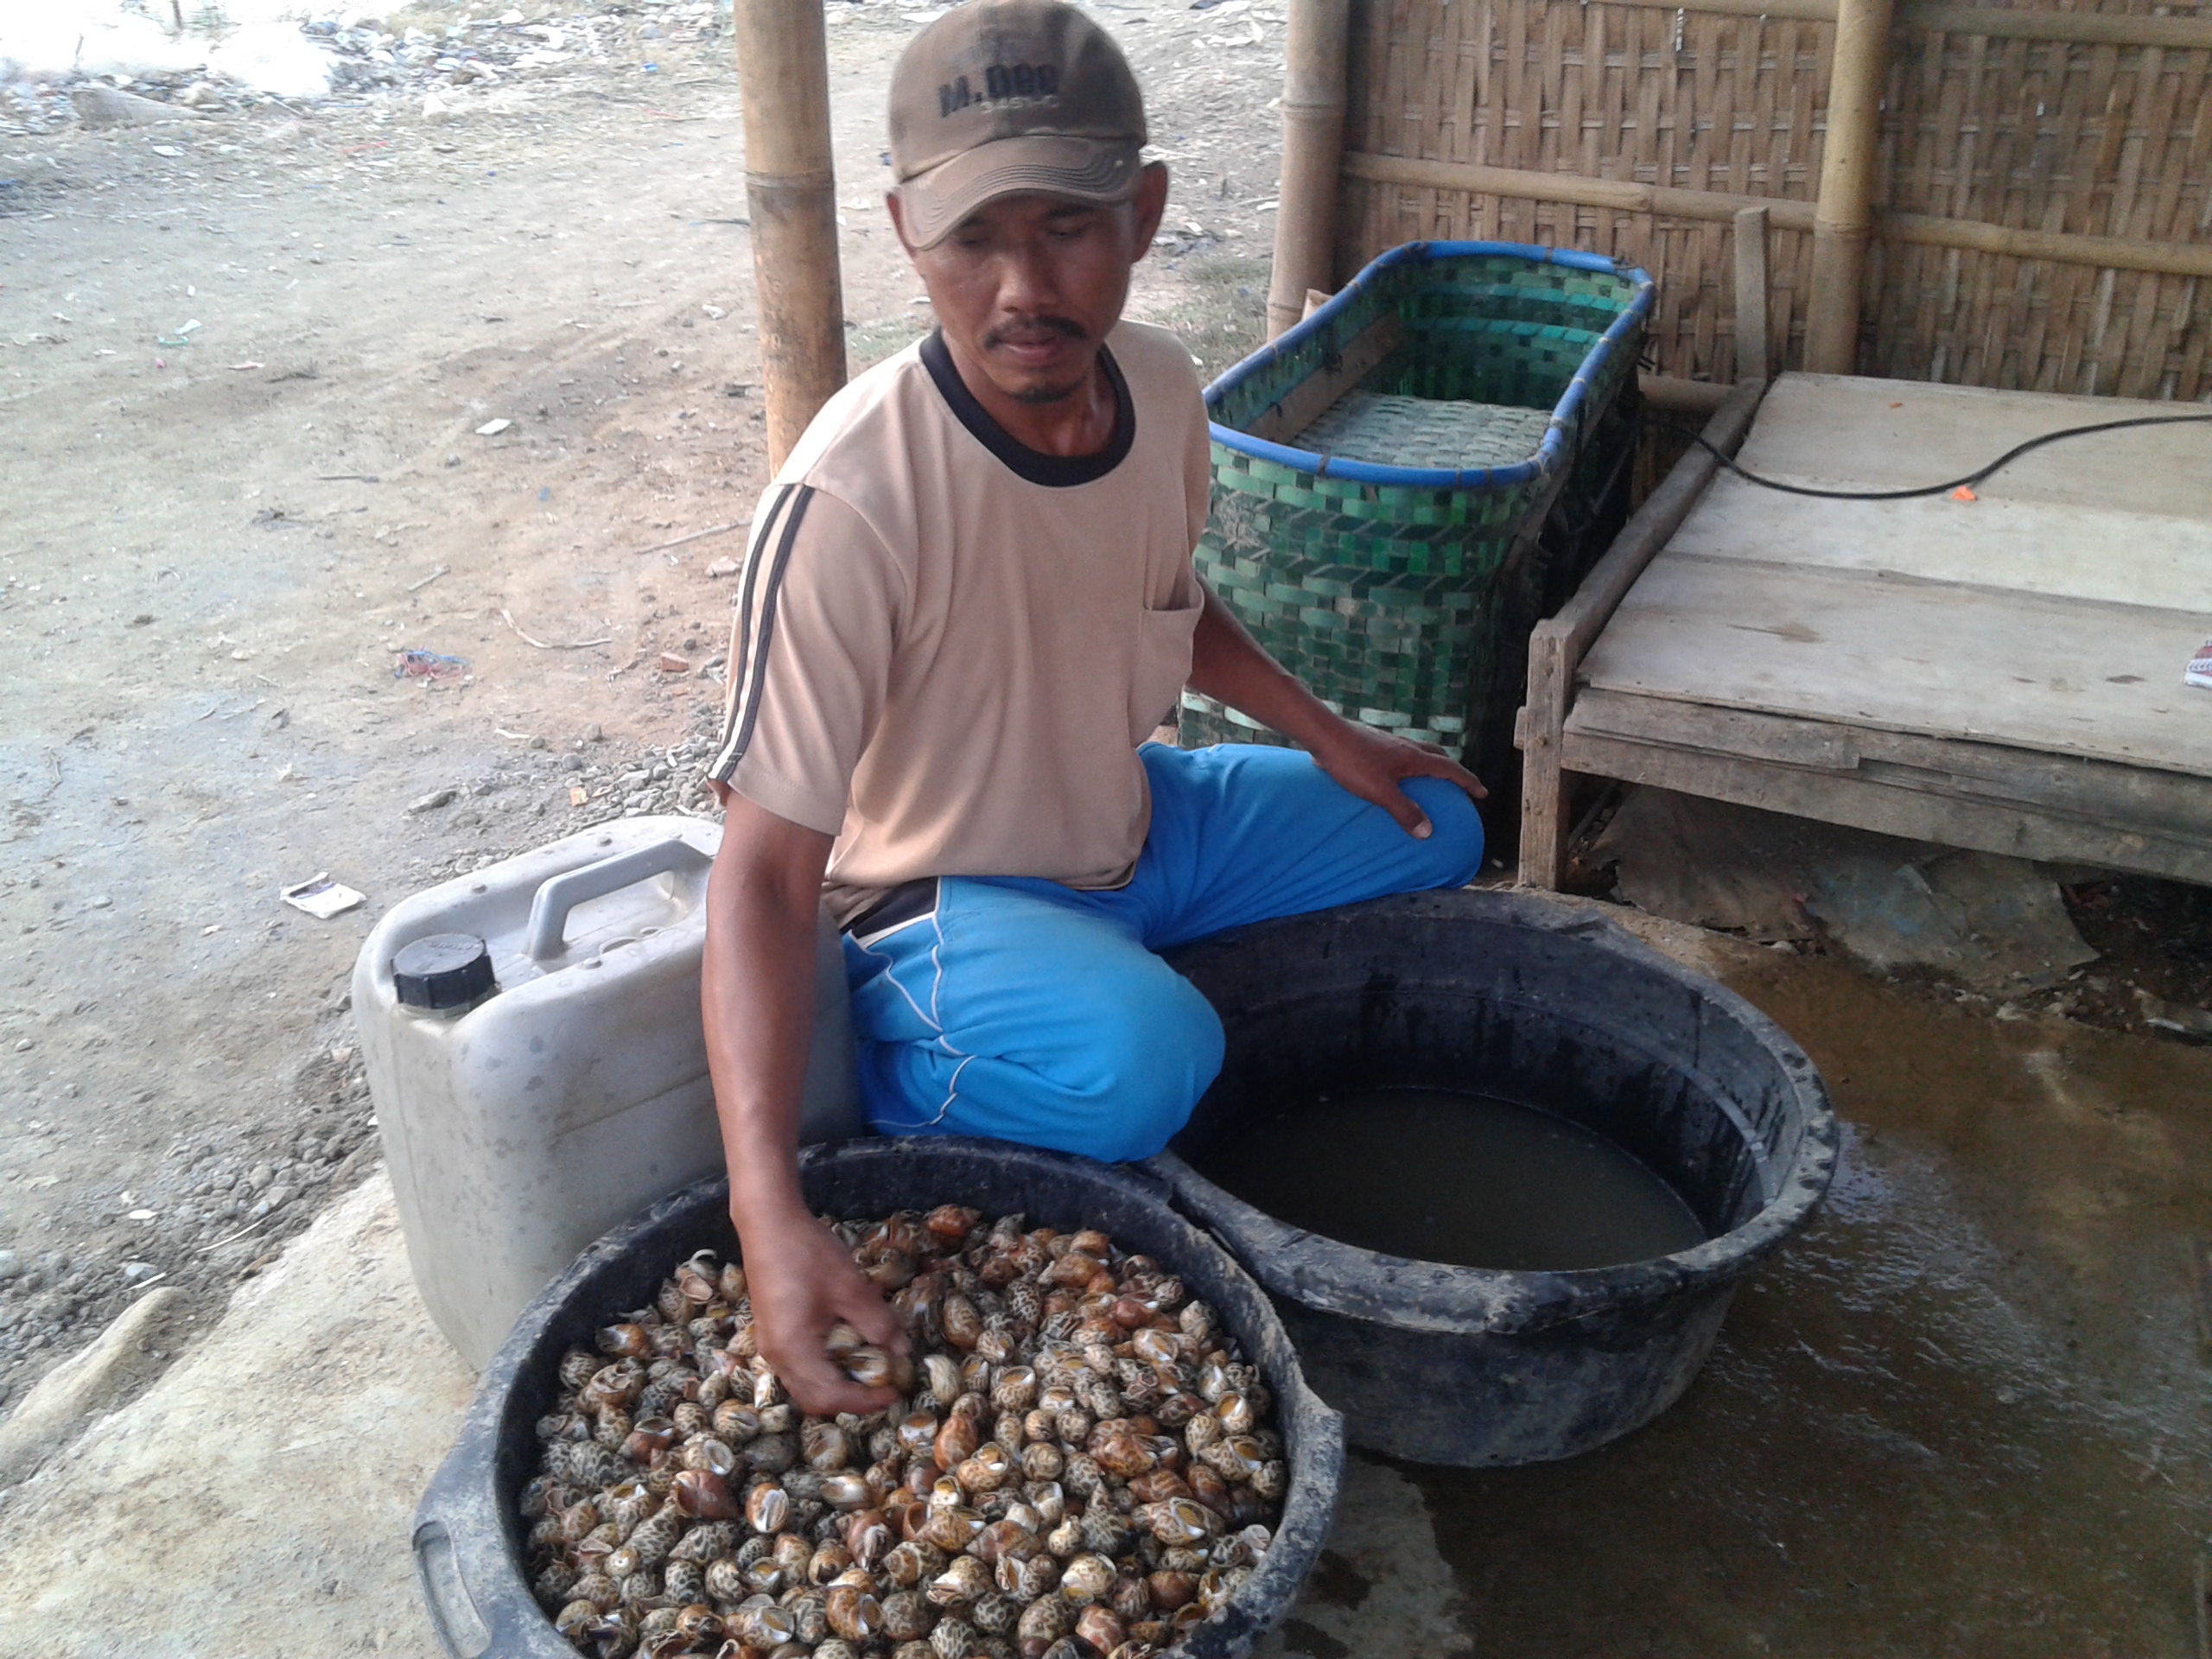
top-left (1337, 0), bottom-right (2212, 398)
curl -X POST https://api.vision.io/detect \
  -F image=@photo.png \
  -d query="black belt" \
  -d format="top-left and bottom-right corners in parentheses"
top-left (844, 876), bottom-right (940, 944)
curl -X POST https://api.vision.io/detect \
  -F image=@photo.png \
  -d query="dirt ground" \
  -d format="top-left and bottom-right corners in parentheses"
top-left (0, 0), bottom-right (1285, 1414)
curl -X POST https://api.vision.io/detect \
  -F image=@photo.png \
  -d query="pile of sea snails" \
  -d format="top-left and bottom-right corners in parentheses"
top-left (524, 1205), bottom-right (1287, 1659)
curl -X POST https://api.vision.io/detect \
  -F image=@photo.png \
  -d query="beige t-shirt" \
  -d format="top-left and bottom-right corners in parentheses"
top-left (709, 321), bottom-right (1211, 924)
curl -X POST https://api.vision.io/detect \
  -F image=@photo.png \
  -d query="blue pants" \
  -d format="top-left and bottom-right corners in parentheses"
top-left (840, 743), bottom-right (1484, 1162)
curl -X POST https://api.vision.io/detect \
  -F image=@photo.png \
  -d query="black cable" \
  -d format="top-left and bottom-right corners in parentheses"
top-left (1661, 410), bottom-right (2212, 501)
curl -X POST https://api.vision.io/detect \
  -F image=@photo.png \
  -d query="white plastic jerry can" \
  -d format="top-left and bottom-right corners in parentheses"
top-left (353, 816), bottom-right (862, 1370)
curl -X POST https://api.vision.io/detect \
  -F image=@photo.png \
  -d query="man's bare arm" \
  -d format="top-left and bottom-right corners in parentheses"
top-left (702, 787), bottom-right (904, 1415)
top-left (1185, 581), bottom-right (1486, 833)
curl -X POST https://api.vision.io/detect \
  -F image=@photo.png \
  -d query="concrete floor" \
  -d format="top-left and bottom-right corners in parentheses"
top-left (1, 916), bottom-right (2205, 1657)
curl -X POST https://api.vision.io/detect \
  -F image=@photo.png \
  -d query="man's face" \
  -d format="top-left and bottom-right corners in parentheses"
top-left (890, 162), bottom-right (1170, 406)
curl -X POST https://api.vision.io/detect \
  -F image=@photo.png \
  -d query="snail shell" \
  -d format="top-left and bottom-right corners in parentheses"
top-left (899, 1410), bottom-right (940, 1456)
top-left (807, 1542), bottom-right (853, 1586)
top-left (927, 1553), bottom-right (993, 1608)
top-left (733, 1600), bottom-right (798, 1650)
top-left (757, 1402), bottom-right (799, 1435)
top-left (1087, 1426), bottom-right (1155, 1483)
top-left (745, 1481), bottom-right (790, 1535)
top-left (1073, 1604), bottom-right (1126, 1656)
top-left (1109, 1574), bottom-right (1153, 1624)
top-left (747, 1433), bottom-right (799, 1475)
top-left (703, 1559), bottom-right (748, 1602)
top-left (791, 1592), bottom-right (829, 1644)
top-left (917, 1504), bottom-right (985, 1554)
top-left (1078, 1506), bottom-right (1132, 1557)
top-left (533, 1559), bottom-right (580, 1610)
top-left (883, 1538), bottom-right (947, 1588)
top-left (819, 1472), bottom-right (873, 1511)
top-left (714, 1402), bottom-right (761, 1443)
top-left (921, 1354), bottom-right (963, 1408)
top-left (880, 1589), bottom-right (932, 1642)
top-left (673, 1468), bottom-right (741, 1522)
top-left (559, 1349), bottom-right (603, 1391)
top-left (803, 1421), bottom-right (852, 1472)
top-left (1058, 1552), bottom-right (1116, 1605)
top-left (823, 1582), bottom-right (882, 1642)
top-left (988, 1366), bottom-right (1039, 1415)
top-left (971, 1591), bottom-right (1017, 1635)
top-left (1146, 1569), bottom-right (1195, 1611)
top-left (812, 1643), bottom-right (859, 1659)
top-left (998, 1545), bottom-right (1061, 1602)
top-left (1215, 1393), bottom-right (1255, 1435)
top-left (672, 1401), bottom-right (710, 1438)
top-left (1046, 1516), bottom-right (1085, 1559)
top-left (1250, 1459), bottom-right (1287, 1503)
top-left (774, 1532), bottom-right (817, 1573)
top-left (1016, 1590), bottom-right (1070, 1643)
top-left (954, 1443), bottom-right (1013, 1494)
top-left (932, 1414), bottom-right (980, 1471)
top-left (925, 1204), bottom-right (981, 1245)
top-left (845, 1508), bottom-right (892, 1568)
top-left (928, 1475), bottom-right (965, 1514)
top-left (569, 1571), bottom-right (621, 1612)
top-left (597, 1323), bottom-right (651, 1359)
top-left (1024, 1480), bottom-right (1067, 1528)
top-left (927, 1616), bottom-right (976, 1659)
top-left (890, 1644), bottom-right (935, 1659)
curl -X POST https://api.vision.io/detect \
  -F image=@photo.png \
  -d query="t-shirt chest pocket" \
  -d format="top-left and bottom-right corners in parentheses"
top-left (1129, 594), bottom-right (1203, 741)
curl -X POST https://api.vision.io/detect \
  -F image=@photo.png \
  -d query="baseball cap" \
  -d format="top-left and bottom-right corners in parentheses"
top-left (887, 0), bottom-right (1148, 250)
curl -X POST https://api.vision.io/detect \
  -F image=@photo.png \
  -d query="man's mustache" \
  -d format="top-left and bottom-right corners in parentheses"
top-left (982, 315), bottom-right (1088, 349)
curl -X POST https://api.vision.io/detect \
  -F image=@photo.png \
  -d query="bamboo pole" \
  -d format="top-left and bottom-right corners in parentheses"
top-left (1267, 0), bottom-right (1351, 340)
top-left (733, 0), bottom-right (847, 472)
top-left (1341, 153), bottom-right (2212, 280)
top-left (1573, 0), bottom-right (2212, 51)
top-left (1804, 0), bottom-right (1894, 374)
top-left (1341, 152), bottom-right (1820, 231)
top-left (1732, 205), bottom-right (1770, 382)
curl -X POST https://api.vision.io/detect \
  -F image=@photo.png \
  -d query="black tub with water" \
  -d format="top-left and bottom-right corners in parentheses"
top-left (413, 1138), bottom-right (1345, 1659)
top-left (1152, 889), bottom-right (1837, 1468)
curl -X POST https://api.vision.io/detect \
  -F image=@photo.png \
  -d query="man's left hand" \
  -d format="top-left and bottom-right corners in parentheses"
top-left (1306, 715), bottom-right (1487, 839)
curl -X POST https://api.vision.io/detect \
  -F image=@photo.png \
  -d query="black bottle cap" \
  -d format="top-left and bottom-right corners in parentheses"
top-left (392, 932), bottom-right (495, 1011)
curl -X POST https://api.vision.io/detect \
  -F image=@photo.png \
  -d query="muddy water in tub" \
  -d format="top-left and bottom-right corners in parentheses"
top-left (1187, 1084), bottom-right (1707, 1271)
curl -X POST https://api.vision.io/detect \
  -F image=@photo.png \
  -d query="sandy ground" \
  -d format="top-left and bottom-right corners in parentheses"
top-left (0, 0), bottom-right (1283, 1414)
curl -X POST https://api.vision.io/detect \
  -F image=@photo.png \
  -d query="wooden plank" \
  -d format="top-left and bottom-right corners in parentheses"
top-left (1668, 474), bottom-right (2212, 613)
top-left (1554, 728), bottom-right (2212, 884)
top-left (1734, 373), bottom-right (2212, 515)
top-left (1579, 555), bottom-right (2212, 776)
top-left (1236, 313), bottom-right (1404, 446)
top-left (1567, 688), bottom-right (2212, 839)
top-left (1516, 380), bottom-right (1767, 888)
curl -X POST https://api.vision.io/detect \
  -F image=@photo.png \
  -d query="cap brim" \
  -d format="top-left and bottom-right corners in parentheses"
top-left (897, 136), bottom-right (1143, 250)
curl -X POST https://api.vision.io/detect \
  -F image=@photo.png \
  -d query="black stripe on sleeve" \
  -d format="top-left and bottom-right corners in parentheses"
top-left (717, 484), bottom-right (817, 778)
top-left (710, 484), bottom-right (796, 780)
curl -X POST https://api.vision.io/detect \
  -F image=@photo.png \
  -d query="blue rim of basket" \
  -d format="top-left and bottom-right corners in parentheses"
top-left (1202, 239), bottom-right (1657, 491)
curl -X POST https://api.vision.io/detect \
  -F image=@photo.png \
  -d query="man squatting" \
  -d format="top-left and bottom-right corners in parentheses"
top-left (700, 0), bottom-right (1486, 1417)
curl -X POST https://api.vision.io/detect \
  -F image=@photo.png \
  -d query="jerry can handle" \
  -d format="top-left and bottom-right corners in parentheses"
top-left (524, 836), bottom-right (713, 962)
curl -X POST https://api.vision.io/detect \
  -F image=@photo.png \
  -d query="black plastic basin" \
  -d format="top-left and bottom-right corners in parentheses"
top-left (1152, 890), bottom-right (1838, 1468)
top-left (413, 1137), bottom-right (1346, 1658)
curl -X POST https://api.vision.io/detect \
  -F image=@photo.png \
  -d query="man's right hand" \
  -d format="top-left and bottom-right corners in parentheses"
top-left (737, 1198), bottom-right (908, 1419)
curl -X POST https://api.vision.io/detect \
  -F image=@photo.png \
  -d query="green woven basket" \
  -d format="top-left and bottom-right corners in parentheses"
top-left (1184, 240), bottom-right (1653, 754)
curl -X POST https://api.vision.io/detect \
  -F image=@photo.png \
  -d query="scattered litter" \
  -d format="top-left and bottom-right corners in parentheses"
top-left (126, 1209), bottom-right (158, 1221)
top-left (569, 785), bottom-right (588, 806)
top-left (407, 564), bottom-right (450, 594)
top-left (407, 787), bottom-right (458, 815)
top-left (502, 610), bottom-right (612, 650)
top-left (658, 652), bottom-right (690, 674)
top-left (1949, 485), bottom-right (1977, 503)
top-left (393, 647), bottom-right (470, 682)
top-left (706, 556), bottom-right (740, 578)
top-left (634, 521), bottom-right (740, 556)
top-left (2135, 988), bottom-right (2212, 1040)
top-left (281, 873), bottom-right (366, 919)
top-left (149, 143), bottom-right (184, 158)
top-left (474, 417), bottom-right (514, 436)
top-left (316, 472), bottom-right (380, 482)
top-left (201, 925), bottom-right (222, 937)
top-left (2187, 640), bottom-right (2212, 690)
top-left (228, 360), bottom-right (264, 371)
top-left (702, 304), bottom-right (726, 320)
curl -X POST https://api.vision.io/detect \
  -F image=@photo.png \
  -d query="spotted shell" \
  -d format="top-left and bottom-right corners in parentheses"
top-left (927, 1553), bottom-right (992, 1608)
top-left (928, 1616), bottom-right (976, 1659)
top-left (823, 1581), bottom-right (882, 1642)
top-left (1015, 1593), bottom-right (1070, 1644)
top-left (1058, 1552), bottom-right (1116, 1605)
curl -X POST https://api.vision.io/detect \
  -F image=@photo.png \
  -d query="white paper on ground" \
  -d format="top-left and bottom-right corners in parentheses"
top-left (281, 873), bottom-right (365, 918)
